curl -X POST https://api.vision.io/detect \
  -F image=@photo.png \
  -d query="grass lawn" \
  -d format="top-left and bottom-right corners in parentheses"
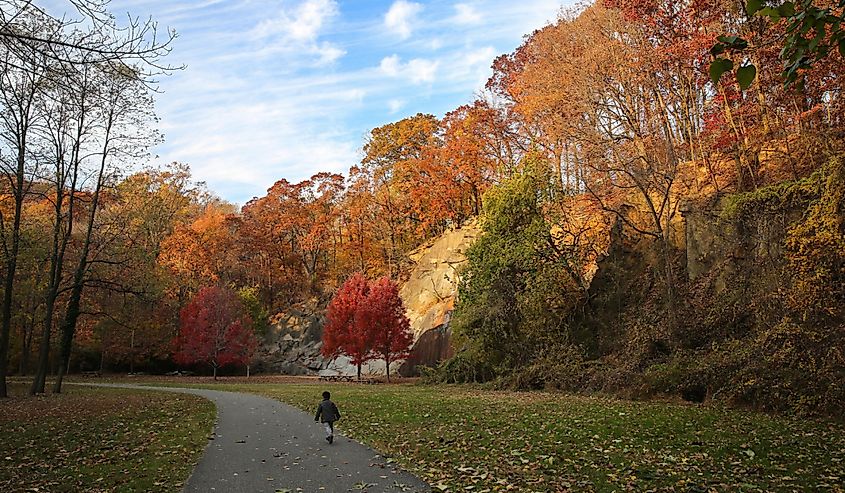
top-left (137, 379), bottom-right (845, 493)
top-left (0, 382), bottom-right (215, 493)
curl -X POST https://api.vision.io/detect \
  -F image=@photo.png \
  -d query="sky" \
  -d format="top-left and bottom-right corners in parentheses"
top-left (96, 0), bottom-right (568, 205)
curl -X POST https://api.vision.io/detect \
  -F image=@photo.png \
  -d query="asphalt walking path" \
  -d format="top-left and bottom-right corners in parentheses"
top-left (78, 383), bottom-right (430, 493)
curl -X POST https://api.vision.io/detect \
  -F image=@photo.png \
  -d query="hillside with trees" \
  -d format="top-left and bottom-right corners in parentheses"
top-left (0, 0), bottom-right (843, 415)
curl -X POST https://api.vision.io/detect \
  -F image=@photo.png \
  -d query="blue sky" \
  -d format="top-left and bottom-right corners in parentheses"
top-left (99, 1), bottom-right (568, 204)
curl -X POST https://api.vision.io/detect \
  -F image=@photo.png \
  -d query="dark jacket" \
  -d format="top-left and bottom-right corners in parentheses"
top-left (315, 399), bottom-right (340, 423)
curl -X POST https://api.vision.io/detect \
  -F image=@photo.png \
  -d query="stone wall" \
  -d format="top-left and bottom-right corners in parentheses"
top-left (682, 197), bottom-right (800, 291)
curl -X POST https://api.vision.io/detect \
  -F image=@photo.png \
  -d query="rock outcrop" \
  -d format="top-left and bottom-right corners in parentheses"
top-left (397, 220), bottom-right (479, 375)
top-left (400, 219), bottom-right (479, 338)
top-left (254, 299), bottom-right (326, 375)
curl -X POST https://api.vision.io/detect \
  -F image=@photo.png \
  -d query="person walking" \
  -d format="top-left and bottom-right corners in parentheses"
top-left (314, 390), bottom-right (341, 444)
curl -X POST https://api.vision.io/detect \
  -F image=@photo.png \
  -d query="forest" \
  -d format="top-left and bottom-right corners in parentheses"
top-left (1, 0), bottom-right (843, 415)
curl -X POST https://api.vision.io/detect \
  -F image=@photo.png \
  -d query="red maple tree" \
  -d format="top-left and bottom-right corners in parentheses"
top-left (173, 286), bottom-right (258, 379)
top-left (322, 273), bottom-right (413, 381)
top-left (322, 272), bottom-right (373, 380)
top-left (362, 277), bottom-right (413, 382)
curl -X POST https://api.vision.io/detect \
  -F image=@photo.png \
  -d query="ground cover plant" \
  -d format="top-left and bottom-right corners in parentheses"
top-left (143, 379), bottom-right (845, 492)
top-left (0, 383), bottom-right (215, 492)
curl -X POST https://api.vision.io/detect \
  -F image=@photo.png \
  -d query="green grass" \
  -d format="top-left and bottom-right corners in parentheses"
top-left (140, 380), bottom-right (845, 493)
top-left (0, 383), bottom-right (215, 493)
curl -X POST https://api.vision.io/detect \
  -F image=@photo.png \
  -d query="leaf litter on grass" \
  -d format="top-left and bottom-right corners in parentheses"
top-left (107, 379), bottom-right (845, 493)
top-left (0, 383), bottom-right (214, 493)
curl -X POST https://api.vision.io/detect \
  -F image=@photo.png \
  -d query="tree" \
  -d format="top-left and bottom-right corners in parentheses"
top-left (451, 165), bottom-right (585, 374)
top-left (321, 272), bottom-right (373, 380)
top-left (0, 0), bottom-right (179, 81)
top-left (238, 172), bottom-right (344, 305)
top-left (173, 286), bottom-right (257, 380)
top-left (53, 63), bottom-right (160, 394)
top-left (237, 286), bottom-right (269, 338)
top-left (362, 277), bottom-right (412, 382)
top-left (358, 114), bottom-right (439, 277)
top-left (322, 273), bottom-right (413, 381)
top-left (159, 201), bottom-right (239, 292)
top-left (0, 16), bottom-right (45, 397)
top-left (711, 0), bottom-right (845, 88)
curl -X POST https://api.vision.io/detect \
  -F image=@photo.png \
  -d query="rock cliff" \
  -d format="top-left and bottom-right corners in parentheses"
top-left (398, 220), bottom-right (479, 375)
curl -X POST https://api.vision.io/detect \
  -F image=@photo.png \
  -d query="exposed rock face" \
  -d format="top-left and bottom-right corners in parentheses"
top-left (398, 324), bottom-right (454, 376)
top-left (400, 219), bottom-right (480, 339)
top-left (397, 220), bottom-right (479, 375)
top-left (254, 299), bottom-right (327, 375)
top-left (682, 197), bottom-right (799, 291)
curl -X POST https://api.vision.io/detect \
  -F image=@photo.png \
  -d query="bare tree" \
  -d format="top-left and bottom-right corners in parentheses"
top-left (53, 63), bottom-right (157, 393)
top-left (0, 0), bottom-right (179, 82)
top-left (29, 61), bottom-right (91, 395)
top-left (0, 20), bottom-right (47, 397)
top-left (0, 0), bottom-right (174, 396)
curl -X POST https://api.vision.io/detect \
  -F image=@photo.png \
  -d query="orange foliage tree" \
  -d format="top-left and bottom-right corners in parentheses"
top-left (238, 173), bottom-right (344, 305)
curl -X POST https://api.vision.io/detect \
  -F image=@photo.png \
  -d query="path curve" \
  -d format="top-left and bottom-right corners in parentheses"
top-left (79, 383), bottom-right (430, 493)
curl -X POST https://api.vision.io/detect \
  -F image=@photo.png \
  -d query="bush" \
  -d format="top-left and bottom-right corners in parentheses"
top-left (494, 345), bottom-right (588, 391)
top-left (718, 319), bottom-right (845, 415)
top-left (646, 318), bottom-right (845, 415)
top-left (422, 347), bottom-right (496, 384)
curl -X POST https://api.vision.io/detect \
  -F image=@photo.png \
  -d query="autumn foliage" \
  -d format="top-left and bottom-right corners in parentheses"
top-left (362, 277), bottom-right (413, 381)
top-left (1, 0), bottom-right (844, 416)
top-left (322, 274), bottom-right (412, 380)
top-left (173, 286), bottom-right (258, 379)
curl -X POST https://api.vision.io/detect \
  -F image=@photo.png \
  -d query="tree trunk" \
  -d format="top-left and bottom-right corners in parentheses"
top-left (52, 198), bottom-right (98, 391)
top-left (31, 294), bottom-right (58, 395)
top-left (384, 355), bottom-right (391, 383)
top-left (660, 236), bottom-right (678, 337)
top-left (213, 365), bottom-right (218, 380)
top-left (53, 287), bottom-right (83, 393)
top-left (31, 153), bottom-right (81, 395)
top-left (356, 362), bottom-right (362, 381)
top-left (0, 145), bottom-right (27, 398)
top-left (18, 331), bottom-right (30, 376)
top-left (18, 307), bottom-right (36, 376)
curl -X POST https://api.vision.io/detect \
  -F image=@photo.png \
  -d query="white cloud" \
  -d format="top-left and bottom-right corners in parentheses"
top-left (407, 58), bottom-right (439, 83)
top-left (290, 0), bottom-right (338, 41)
top-left (142, 0), bottom-right (570, 204)
top-left (250, 0), bottom-right (344, 64)
top-left (155, 88), bottom-right (363, 204)
top-left (252, 0), bottom-right (338, 42)
top-left (428, 37), bottom-right (443, 50)
top-left (316, 42), bottom-right (345, 64)
top-left (453, 3), bottom-right (482, 25)
top-left (379, 54), bottom-right (439, 84)
top-left (384, 0), bottom-right (422, 40)
top-left (379, 54), bottom-right (401, 76)
top-left (388, 99), bottom-right (406, 114)
top-left (464, 46), bottom-right (497, 67)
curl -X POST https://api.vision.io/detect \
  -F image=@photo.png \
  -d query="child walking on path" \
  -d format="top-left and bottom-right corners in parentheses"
top-left (315, 391), bottom-right (341, 444)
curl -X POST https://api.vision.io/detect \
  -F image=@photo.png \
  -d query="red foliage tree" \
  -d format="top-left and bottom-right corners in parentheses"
top-left (173, 286), bottom-right (257, 379)
top-left (321, 272), bottom-right (373, 379)
top-left (322, 273), bottom-right (413, 381)
top-left (361, 277), bottom-right (413, 382)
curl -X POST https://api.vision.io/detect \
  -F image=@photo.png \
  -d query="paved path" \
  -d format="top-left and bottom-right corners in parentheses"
top-left (78, 383), bottom-right (430, 493)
